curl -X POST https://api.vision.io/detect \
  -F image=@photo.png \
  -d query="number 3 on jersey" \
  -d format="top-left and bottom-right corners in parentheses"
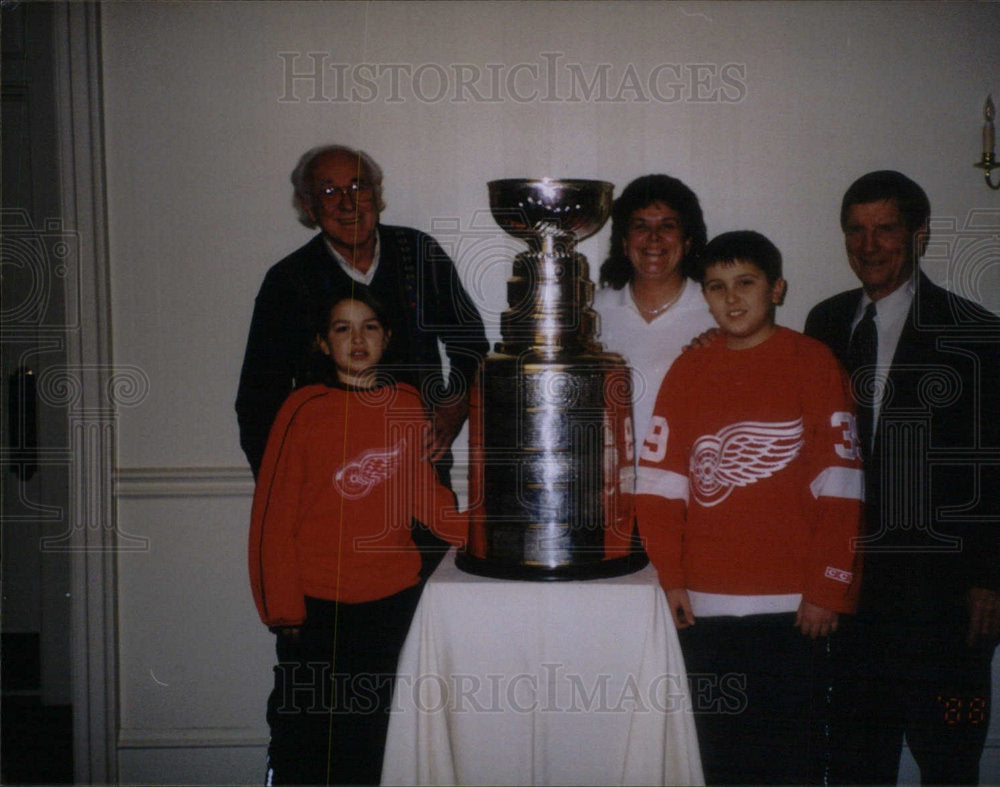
top-left (831, 411), bottom-right (861, 461)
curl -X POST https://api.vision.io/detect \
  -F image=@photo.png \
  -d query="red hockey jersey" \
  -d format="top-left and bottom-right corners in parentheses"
top-left (635, 327), bottom-right (863, 614)
top-left (249, 383), bottom-right (467, 627)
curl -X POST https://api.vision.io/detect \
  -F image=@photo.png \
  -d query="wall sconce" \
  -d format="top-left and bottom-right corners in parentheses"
top-left (974, 94), bottom-right (999, 190)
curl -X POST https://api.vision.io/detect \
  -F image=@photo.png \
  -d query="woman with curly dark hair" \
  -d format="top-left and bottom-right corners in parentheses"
top-left (594, 174), bottom-right (717, 449)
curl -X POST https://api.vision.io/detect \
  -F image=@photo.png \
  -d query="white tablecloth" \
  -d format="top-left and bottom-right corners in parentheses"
top-left (381, 550), bottom-right (704, 786)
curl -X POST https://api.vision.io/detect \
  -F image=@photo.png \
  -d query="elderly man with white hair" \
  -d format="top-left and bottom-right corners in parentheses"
top-left (237, 144), bottom-right (488, 483)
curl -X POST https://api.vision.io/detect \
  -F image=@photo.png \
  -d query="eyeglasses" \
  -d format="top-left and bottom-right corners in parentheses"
top-left (318, 182), bottom-right (375, 203)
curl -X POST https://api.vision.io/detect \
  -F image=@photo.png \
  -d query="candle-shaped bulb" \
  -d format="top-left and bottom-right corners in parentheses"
top-left (984, 94), bottom-right (996, 160)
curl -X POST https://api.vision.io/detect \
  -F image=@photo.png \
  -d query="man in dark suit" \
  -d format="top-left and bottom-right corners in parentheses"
top-left (805, 170), bottom-right (1000, 784)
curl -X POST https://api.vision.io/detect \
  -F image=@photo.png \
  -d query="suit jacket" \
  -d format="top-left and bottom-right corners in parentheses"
top-left (805, 271), bottom-right (1000, 623)
top-left (235, 225), bottom-right (488, 477)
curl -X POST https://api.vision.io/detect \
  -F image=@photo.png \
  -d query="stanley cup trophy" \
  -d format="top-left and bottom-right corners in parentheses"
top-left (456, 179), bottom-right (648, 580)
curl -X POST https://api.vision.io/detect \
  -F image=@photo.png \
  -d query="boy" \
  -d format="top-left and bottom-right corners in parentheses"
top-left (634, 230), bottom-right (863, 784)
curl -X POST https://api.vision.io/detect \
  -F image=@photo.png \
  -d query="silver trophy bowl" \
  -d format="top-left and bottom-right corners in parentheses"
top-left (487, 178), bottom-right (614, 245)
top-left (457, 178), bottom-right (646, 580)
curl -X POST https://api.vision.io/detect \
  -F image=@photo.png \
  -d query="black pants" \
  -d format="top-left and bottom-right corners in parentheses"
top-left (829, 614), bottom-right (995, 785)
top-left (679, 613), bottom-right (831, 785)
top-left (265, 586), bottom-right (422, 786)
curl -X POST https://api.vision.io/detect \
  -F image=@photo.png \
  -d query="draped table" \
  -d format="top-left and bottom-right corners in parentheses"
top-left (381, 550), bottom-right (704, 786)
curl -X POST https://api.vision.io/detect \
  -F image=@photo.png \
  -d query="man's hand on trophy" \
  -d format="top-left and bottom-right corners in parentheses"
top-left (425, 396), bottom-right (470, 462)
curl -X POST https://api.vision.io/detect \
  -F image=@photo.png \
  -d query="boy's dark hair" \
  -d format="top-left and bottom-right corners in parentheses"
top-left (599, 174), bottom-right (707, 289)
top-left (303, 286), bottom-right (392, 387)
top-left (695, 230), bottom-right (783, 284)
top-left (840, 170), bottom-right (930, 233)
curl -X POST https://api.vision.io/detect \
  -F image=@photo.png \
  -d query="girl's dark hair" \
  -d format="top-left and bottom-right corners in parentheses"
top-left (303, 286), bottom-right (392, 387)
top-left (310, 286), bottom-right (390, 336)
top-left (598, 174), bottom-right (707, 289)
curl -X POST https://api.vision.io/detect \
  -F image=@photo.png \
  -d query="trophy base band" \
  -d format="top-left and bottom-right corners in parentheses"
top-left (455, 550), bottom-right (648, 581)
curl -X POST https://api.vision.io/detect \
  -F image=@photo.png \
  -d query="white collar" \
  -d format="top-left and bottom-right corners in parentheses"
top-left (854, 273), bottom-right (915, 326)
top-left (624, 277), bottom-right (699, 319)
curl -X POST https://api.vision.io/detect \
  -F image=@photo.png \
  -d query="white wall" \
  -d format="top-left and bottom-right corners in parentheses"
top-left (100, 2), bottom-right (1000, 782)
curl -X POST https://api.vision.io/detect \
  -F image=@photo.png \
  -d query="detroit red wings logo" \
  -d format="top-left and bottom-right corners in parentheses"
top-left (690, 419), bottom-right (804, 507)
top-left (333, 439), bottom-right (407, 500)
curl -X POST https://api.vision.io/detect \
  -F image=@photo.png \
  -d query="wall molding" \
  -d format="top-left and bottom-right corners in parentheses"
top-left (116, 466), bottom-right (255, 499)
top-left (115, 465), bottom-right (471, 502)
top-left (118, 727), bottom-right (267, 750)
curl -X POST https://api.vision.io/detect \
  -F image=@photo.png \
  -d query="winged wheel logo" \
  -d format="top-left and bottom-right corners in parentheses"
top-left (690, 419), bottom-right (803, 506)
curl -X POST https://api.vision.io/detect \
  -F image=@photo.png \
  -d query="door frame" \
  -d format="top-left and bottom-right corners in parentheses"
top-left (52, 4), bottom-right (118, 782)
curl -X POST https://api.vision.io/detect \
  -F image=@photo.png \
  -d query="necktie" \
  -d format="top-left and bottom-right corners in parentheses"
top-left (847, 302), bottom-right (878, 456)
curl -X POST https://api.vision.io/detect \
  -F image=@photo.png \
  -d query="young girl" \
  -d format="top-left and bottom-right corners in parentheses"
top-left (249, 288), bottom-right (467, 786)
